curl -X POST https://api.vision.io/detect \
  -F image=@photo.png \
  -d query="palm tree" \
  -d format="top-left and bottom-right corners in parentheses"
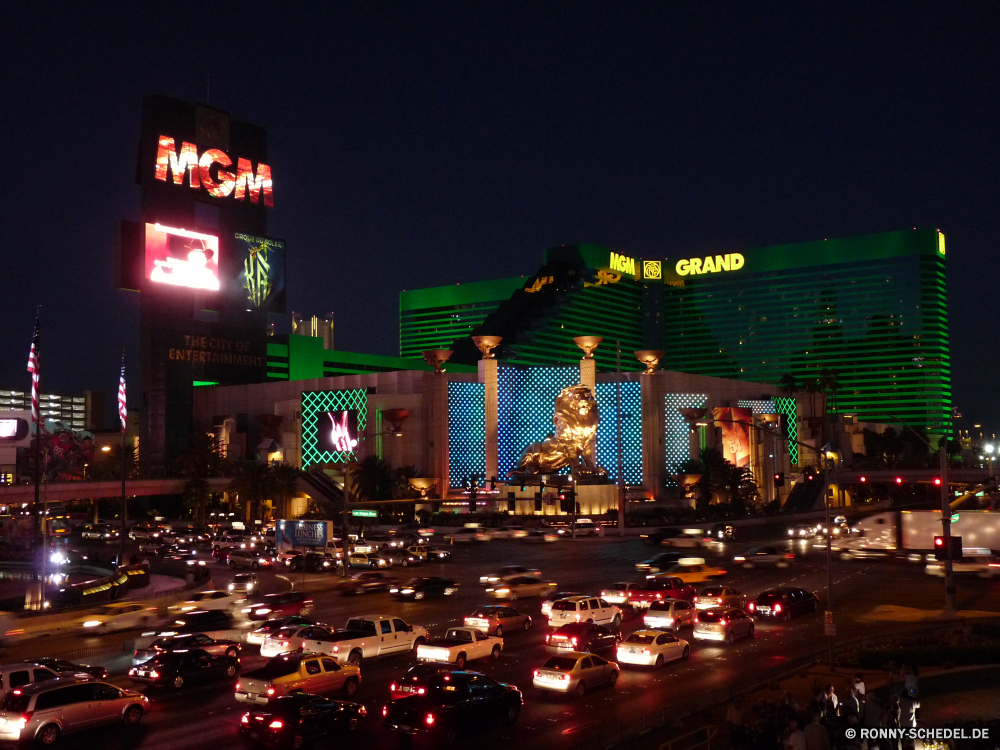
top-left (392, 465), bottom-right (422, 499)
top-left (351, 456), bottom-right (394, 502)
top-left (95, 444), bottom-right (140, 480)
top-left (820, 369), bottom-right (840, 418)
top-left (175, 433), bottom-right (229, 527)
top-left (778, 373), bottom-right (799, 398)
top-left (182, 476), bottom-right (212, 528)
top-left (228, 462), bottom-right (274, 521)
top-left (269, 464), bottom-right (301, 520)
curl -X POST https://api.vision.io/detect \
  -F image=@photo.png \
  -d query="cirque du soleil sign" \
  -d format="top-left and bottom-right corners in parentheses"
top-left (154, 135), bottom-right (274, 207)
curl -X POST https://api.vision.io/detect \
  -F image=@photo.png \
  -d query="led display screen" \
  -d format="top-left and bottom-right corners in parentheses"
top-left (317, 410), bottom-right (360, 454)
top-left (145, 223), bottom-right (220, 291)
top-left (0, 418), bottom-right (29, 441)
top-left (233, 233), bottom-right (286, 312)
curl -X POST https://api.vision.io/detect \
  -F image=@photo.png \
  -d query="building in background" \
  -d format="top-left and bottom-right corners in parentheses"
top-left (402, 230), bottom-right (950, 440)
top-left (0, 389), bottom-right (105, 431)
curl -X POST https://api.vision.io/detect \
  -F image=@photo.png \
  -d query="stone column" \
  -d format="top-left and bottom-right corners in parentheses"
top-left (480, 358), bottom-right (499, 486)
top-left (579, 358), bottom-right (596, 394)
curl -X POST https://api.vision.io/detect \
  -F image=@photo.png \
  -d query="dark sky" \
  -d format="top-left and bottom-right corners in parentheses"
top-left (3, 3), bottom-right (998, 433)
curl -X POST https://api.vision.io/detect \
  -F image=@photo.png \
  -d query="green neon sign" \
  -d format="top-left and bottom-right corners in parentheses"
top-left (351, 509), bottom-right (377, 518)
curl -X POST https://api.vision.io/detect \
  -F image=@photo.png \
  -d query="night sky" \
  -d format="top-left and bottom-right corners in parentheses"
top-left (3, 3), bottom-right (998, 433)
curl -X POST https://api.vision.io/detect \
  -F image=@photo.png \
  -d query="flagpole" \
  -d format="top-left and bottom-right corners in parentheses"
top-left (118, 351), bottom-right (127, 567)
top-left (29, 310), bottom-right (42, 607)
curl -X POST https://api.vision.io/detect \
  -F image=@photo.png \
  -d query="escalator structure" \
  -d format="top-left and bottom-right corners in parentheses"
top-left (298, 469), bottom-right (346, 506)
top-left (783, 476), bottom-right (826, 513)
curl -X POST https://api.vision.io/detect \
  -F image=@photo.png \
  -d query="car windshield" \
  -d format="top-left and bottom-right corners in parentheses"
top-left (607, 584), bottom-right (628, 591)
top-left (647, 601), bottom-right (673, 612)
top-left (542, 657), bottom-right (579, 671)
top-left (624, 633), bottom-right (656, 644)
top-left (234, 574), bottom-right (254, 583)
top-left (757, 593), bottom-right (783, 604)
top-left (273, 626), bottom-right (299, 637)
top-left (551, 601), bottom-right (577, 611)
top-left (255, 656), bottom-right (303, 678)
top-left (95, 606), bottom-right (121, 615)
top-left (701, 587), bottom-right (725, 595)
top-left (647, 580), bottom-right (674, 590)
top-left (0, 693), bottom-right (31, 712)
top-left (404, 578), bottom-right (426, 587)
top-left (469, 609), bottom-right (498, 617)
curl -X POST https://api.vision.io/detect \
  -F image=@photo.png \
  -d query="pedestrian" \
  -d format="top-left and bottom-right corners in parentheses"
top-left (852, 673), bottom-right (866, 700)
top-left (879, 696), bottom-right (901, 750)
top-left (816, 685), bottom-right (839, 718)
top-left (785, 718), bottom-right (807, 750)
top-left (727, 697), bottom-right (748, 750)
top-left (840, 687), bottom-right (861, 722)
top-left (899, 692), bottom-right (919, 750)
top-left (903, 665), bottom-right (919, 699)
top-left (804, 713), bottom-right (832, 750)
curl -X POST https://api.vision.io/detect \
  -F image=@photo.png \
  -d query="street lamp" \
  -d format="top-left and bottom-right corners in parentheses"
top-left (984, 443), bottom-right (995, 480)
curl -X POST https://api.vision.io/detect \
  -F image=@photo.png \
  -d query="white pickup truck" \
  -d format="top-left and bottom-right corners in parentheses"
top-left (302, 614), bottom-right (428, 665)
top-left (415, 627), bottom-right (503, 669)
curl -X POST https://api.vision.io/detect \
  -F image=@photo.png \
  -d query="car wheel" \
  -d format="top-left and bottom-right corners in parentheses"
top-left (786, 609), bottom-right (793, 622)
top-left (123, 704), bottom-right (144, 725)
top-left (348, 651), bottom-right (362, 667)
top-left (654, 654), bottom-right (664, 668)
top-left (226, 664), bottom-right (237, 678)
top-left (348, 716), bottom-right (360, 731)
top-left (37, 724), bottom-right (60, 745)
top-left (812, 600), bottom-right (818, 611)
top-left (491, 645), bottom-right (501, 661)
top-left (402, 560), bottom-right (408, 567)
top-left (228, 560), bottom-right (236, 568)
top-left (608, 670), bottom-right (618, 688)
top-left (412, 637), bottom-right (425, 652)
top-left (455, 653), bottom-right (467, 669)
top-left (776, 562), bottom-right (788, 569)
top-left (252, 561), bottom-right (259, 570)
top-left (748, 624), bottom-right (755, 638)
top-left (523, 618), bottom-right (532, 631)
top-left (226, 647), bottom-right (239, 658)
top-left (505, 705), bottom-right (520, 725)
top-left (612, 613), bottom-right (622, 628)
top-left (173, 674), bottom-right (185, 689)
top-left (370, 562), bottom-right (378, 569)
top-left (495, 625), bottom-right (504, 637)
top-left (343, 677), bottom-right (359, 697)
top-left (575, 681), bottom-right (586, 697)
top-left (725, 631), bottom-right (735, 644)
top-left (292, 734), bottom-right (305, 749)
top-left (414, 591), bottom-right (425, 600)
top-left (682, 645), bottom-right (690, 659)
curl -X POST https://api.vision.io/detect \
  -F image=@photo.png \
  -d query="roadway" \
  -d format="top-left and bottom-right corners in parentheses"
top-left (5, 529), bottom-right (1000, 750)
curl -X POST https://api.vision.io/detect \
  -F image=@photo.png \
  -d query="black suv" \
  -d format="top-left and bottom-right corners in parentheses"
top-left (748, 588), bottom-right (818, 620)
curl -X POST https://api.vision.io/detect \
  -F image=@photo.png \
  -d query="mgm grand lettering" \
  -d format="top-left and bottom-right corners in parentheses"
top-left (675, 253), bottom-right (745, 276)
top-left (168, 335), bottom-right (263, 367)
top-left (609, 252), bottom-right (636, 276)
top-left (154, 135), bottom-right (274, 207)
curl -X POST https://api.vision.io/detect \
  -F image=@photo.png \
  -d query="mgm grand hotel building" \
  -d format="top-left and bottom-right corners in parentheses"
top-left (194, 229), bottom-right (949, 512)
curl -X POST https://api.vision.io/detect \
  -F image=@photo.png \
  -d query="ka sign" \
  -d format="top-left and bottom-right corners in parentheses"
top-left (154, 135), bottom-right (274, 207)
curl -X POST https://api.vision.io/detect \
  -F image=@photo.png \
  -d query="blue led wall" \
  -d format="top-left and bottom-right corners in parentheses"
top-left (498, 366), bottom-right (578, 478)
top-left (448, 382), bottom-right (486, 488)
top-left (594, 381), bottom-right (642, 484)
top-left (664, 393), bottom-right (708, 474)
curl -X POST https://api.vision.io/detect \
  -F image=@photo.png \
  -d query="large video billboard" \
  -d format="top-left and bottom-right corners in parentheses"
top-left (145, 223), bottom-right (220, 291)
top-left (233, 233), bottom-right (286, 312)
top-left (301, 390), bottom-right (368, 467)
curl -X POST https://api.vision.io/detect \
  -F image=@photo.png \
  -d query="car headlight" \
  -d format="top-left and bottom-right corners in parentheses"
top-left (83, 620), bottom-right (101, 627)
top-left (401, 588), bottom-right (414, 594)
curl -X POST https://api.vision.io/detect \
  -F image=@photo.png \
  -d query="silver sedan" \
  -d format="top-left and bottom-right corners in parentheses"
top-left (485, 577), bottom-right (558, 599)
top-left (463, 605), bottom-right (532, 636)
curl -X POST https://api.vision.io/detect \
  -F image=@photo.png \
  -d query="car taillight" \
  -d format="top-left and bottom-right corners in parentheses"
top-left (280, 641), bottom-right (289, 648)
top-left (382, 705), bottom-right (388, 717)
top-left (15, 712), bottom-right (32, 729)
top-left (642, 649), bottom-right (650, 655)
top-left (390, 683), bottom-right (397, 692)
top-left (533, 670), bottom-right (539, 678)
top-left (575, 614), bottom-right (581, 622)
top-left (425, 713), bottom-right (435, 726)
top-left (545, 634), bottom-right (550, 643)
top-left (149, 671), bottom-right (160, 679)
top-left (240, 714), bottom-right (249, 724)
top-left (717, 598), bottom-right (723, 604)
top-left (561, 674), bottom-right (570, 681)
top-left (571, 637), bottom-right (577, 646)
top-left (332, 645), bottom-right (339, 652)
top-left (748, 602), bottom-right (755, 611)
top-left (719, 620), bottom-right (726, 627)
top-left (694, 617), bottom-right (699, 623)
top-left (774, 604), bottom-right (782, 613)
top-left (267, 687), bottom-right (276, 696)
top-left (656, 593), bottom-right (663, 599)
top-left (235, 681), bottom-right (241, 691)
top-left (417, 688), bottom-right (425, 695)
top-left (269, 719), bottom-right (283, 729)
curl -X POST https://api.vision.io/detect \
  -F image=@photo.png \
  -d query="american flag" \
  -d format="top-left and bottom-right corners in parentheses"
top-left (118, 352), bottom-right (127, 433)
top-left (26, 316), bottom-right (40, 426)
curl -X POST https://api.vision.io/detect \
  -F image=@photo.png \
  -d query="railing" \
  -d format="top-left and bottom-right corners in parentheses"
top-left (661, 726), bottom-right (718, 750)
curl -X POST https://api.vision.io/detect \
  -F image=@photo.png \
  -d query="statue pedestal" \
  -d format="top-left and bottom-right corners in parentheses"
top-left (576, 483), bottom-right (618, 515)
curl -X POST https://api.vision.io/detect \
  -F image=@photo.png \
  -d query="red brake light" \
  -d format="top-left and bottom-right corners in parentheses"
top-left (545, 634), bottom-right (550, 643)
top-left (417, 688), bottom-right (425, 695)
top-left (280, 641), bottom-right (289, 648)
top-left (719, 619), bottom-right (727, 626)
top-left (390, 683), bottom-right (397, 692)
top-left (571, 637), bottom-right (577, 646)
top-left (774, 603), bottom-right (782, 613)
top-left (533, 670), bottom-right (539, 678)
top-left (382, 705), bottom-right (388, 717)
top-left (266, 687), bottom-right (276, 696)
top-left (241, 714), bottom-right (249, 724)
top-left (717, 597), bottom-right (723, 603)
top-left (235, 681), bottom-right (241, 691)
top-left (332, 645), bottom-right (339, 652)
top-left (149, 671), bottom-right (160, 679)
top-left (425, 713), bottom-right (435, 726)
top-left (269, 720), bottom-right (283, 729)
top-left (785, 553), bottom-right (795, 559)
top-left (748, 602), bottom-right (755, 611)
top-left (694, 616), bottom-right (699, 623)
top-left (642, 649), bottom-right (650, 655)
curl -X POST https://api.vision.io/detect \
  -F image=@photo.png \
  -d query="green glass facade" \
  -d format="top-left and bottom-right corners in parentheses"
top-left (400, 230), bottom-right (950, 437)
top-left (658, 229), bottom-right (949, 436)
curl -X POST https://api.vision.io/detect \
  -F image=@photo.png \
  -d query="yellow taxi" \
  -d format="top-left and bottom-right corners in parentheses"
top-left (660, 557), bottom-right (726, 584)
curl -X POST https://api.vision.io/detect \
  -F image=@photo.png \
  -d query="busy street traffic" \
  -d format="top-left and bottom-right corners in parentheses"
top-left (1, 522), bottom-right (997, 749)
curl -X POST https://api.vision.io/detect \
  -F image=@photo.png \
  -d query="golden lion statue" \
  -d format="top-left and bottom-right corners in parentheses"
top-left (513, 384), bottom-right (606, 475)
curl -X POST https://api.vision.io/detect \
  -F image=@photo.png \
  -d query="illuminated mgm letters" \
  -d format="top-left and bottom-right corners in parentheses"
top-left (675, 253), bottom-right (745, 276)
top-left (154, 135), bottom-right (274, 207)
top-left (609, 252), bottom-right (636, 276)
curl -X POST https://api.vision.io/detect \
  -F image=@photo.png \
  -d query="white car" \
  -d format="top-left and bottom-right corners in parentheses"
top-left (600, 583), bottom-right (643, 606)
top-left (260, 624), bottom-right (333, 658)
top-left (348, 552), bottom-right (390, 569)
top-left (78, 603), bottom-right (154, 632)
top-left (479, 566), bottom-right (542, 585)
top-left (616, 629), bottom-right (690, 668)
top-left (547, 596), bottom-right (622, 628)
top-left (926, 548), bottom-right (1000, 578)
top-left (733, 547), bottom-right (793, 568)
top-left (643, 599), bottom-right (696, 631)
top-left (167, 590), bottom-right (239, 615)
top-left (485, 577), bottom-right (558, 599)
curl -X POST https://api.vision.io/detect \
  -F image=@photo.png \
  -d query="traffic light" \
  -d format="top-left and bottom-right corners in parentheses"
top-left (559, 488), bottom-right (576, 514)
top-left (507, 499), bottom-right (516, 513)
top-left (534, 497), bottom-right (543, 512)
top-left (933, 535), bottom-right (963, 561)
top-left (773, 472), bottom-right (785, 488)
